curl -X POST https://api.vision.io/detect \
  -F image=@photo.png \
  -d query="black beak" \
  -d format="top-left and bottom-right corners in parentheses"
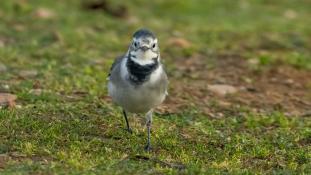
top-left (140, 46), bottom-right (149, 52)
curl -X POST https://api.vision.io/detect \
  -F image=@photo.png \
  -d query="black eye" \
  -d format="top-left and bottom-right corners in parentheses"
top-left (134, 42), bottom-right (138, 47)
top-left (152, 43), bottom-right (156, 48)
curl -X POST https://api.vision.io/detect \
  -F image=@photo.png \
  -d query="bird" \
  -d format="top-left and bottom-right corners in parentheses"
top-left (107, 28), bottom-right (168, 151)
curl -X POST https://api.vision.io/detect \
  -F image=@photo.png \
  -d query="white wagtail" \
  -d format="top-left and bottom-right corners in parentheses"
top-left (107, 28), bottom-right (168, 151)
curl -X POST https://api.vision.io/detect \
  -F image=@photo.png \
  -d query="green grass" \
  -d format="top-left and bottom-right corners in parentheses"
top-left (0, 0), bottom-right (311, 174)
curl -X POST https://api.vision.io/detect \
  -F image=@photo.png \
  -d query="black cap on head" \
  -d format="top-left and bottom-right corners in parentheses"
top-left (133, 28), bottom-right (156, 39)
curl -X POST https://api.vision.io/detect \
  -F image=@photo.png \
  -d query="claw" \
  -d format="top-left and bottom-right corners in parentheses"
top-left (127, 128), bottom-right (133, 134)
top-left (123, 127), bottom-right (132, 134)
top-left (144, 144), bottom-right (152, 152)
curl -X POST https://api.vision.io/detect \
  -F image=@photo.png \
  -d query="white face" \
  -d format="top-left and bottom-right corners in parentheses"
top-left (129, 37), bottom-right (159, 65)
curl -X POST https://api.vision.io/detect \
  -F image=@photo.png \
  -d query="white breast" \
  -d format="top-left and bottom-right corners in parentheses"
top-left (149, 65), bottom-right (163, 84)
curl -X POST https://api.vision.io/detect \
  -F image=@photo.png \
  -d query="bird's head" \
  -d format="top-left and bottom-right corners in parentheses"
top-left (128, 28), bottom-right (159, 64)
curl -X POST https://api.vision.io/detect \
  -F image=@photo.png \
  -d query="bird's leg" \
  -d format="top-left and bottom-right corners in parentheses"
top-left (122, 109), bottom-right (132, 133)
top-left (145, 110), bottom-right (153, 151)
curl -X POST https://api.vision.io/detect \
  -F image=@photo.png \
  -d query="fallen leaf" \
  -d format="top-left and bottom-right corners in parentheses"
top-left (207, 84), bottom-right (238, 96)
top-left (0, 93), bottom-right (17, 107)
top-left (34, 8), bottom-right (55, 19)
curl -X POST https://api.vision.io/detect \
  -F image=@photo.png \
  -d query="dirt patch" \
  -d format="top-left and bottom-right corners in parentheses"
top-left (0, 93), bottom-right (17, 108)
top-left (83, 0), bottom-right (129, 19)
top-left (0, 154), bottom-right (10, 169)
top-left (0, 152), bottom-right (54, 169)
top-left (157, 53), bottom-right (311, 116)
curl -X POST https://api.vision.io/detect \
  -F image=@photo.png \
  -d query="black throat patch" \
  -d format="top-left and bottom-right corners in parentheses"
top-left (126, 54), bottom-right (159, 85)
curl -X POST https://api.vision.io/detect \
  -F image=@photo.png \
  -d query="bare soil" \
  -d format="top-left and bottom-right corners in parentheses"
top-left (159, 54), bottom-right (311, 117)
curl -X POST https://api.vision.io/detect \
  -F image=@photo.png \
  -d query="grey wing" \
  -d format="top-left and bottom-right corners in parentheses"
top-left (159, 67), bottom-right (169, 95)
top-left (107, 55), bottom-right (124, 80)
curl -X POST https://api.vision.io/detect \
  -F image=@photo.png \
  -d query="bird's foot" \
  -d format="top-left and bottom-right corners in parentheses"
top-left (125, 128), bottom-right (132, 134)
top-left (144, 144), bottom-right (152, 152)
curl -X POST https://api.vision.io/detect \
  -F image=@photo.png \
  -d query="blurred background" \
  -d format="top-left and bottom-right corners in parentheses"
top-left (1, 0), bottom-right (310, 113)
top-left (0, 0), bottom-right (310, 174)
